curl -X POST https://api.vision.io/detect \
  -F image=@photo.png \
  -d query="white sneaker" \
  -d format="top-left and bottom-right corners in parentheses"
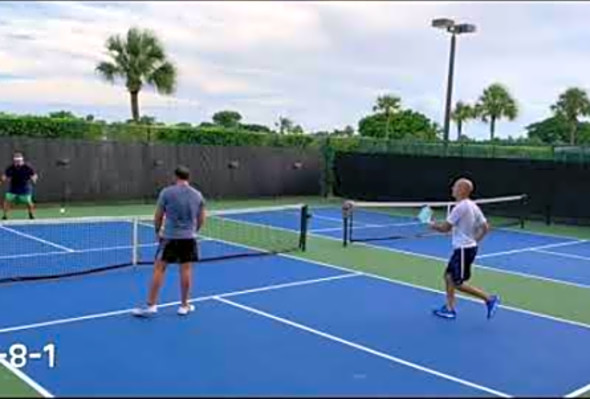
top-left (177, 304), bottom-right (195, 316)
top-left (132, 305), bottom-right (158, 317)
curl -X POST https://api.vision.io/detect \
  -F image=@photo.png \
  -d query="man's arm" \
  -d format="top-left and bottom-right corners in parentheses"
top-left (474, 207), bottom-right (490, 242)
top-left (1, 167), bottom-right (11, 185)
top-left (27, 165), bottom-right (37, 184)
top-left (154, 190), bottom-right (166, 237)
top-left (430, 220), bottom-right (453, 233)
top-left (196, 205), bottom-right (206, 232)
top-left (154, 206), bottom-right (165, 236)
top-left (474, 222), bottom-right (490, 242)
top-left (430, 202), bottom-right (464, 233)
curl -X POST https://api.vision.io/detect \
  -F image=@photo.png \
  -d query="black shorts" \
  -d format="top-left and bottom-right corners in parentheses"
top-left (445, 246), bottom-right (478, 286)
top-left (155, 239), bottom-right (199, 264)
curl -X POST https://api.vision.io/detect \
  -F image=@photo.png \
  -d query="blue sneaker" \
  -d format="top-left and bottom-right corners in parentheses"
top-left (486, 295), bottom-right (500, 319)
top-left (433, 305), bottom-right (456, 319)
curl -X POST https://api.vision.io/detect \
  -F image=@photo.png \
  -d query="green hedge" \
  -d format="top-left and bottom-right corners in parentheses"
top-left (0, 115), bottom-right (581, 163)
top-left (0, 117), bottom-right (315, 148)
top-left (0, 115), bottom-right (102, 139)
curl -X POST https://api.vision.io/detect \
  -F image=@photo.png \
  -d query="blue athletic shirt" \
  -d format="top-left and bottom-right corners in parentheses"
top-left (156, 184), bottom-right (205, 240)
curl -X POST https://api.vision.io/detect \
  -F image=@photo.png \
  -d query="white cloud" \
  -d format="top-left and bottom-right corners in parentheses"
top-left (2, 1), bottom-right (590, 137)
top-left (0, 77), bottom-right (198, 109)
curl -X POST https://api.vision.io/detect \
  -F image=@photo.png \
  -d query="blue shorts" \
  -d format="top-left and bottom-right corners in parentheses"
top-left (446, 246), bottom-right (478, 286)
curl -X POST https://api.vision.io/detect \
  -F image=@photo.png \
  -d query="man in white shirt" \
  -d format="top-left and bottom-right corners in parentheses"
top-left (429, 178), bottom-right (500, 320)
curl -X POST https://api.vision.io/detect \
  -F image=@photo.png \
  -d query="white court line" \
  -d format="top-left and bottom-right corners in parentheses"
top-left (0, 243), bottom-right (159, 261)
top-left (310, 222), bottom-right (421, 233)
top-left (124, 217), bottom-right (590, 331)
top-left (223, 211), bottom-right (590, 290)
top-left (288, 208), bottom-right (415, 229)
top-left (292, 254), bottom-right (590, 331)
top-left (566, 381), bottom-right (590, 397)
top-left (216, 297), bottom-right (511, 398)
top-left (478, 240), bottom-right (587, 259)
top-left (310, 227), bottom-right (343, 233)
top-left (0, 273), bottom-right (360, 334)
top-left (306, 209), bottom-right (419, 228)
top-left (353, 222), bottom-right (421, 229)
top-left (0, 356), bottom-right (53, 397)
top-left (503, 225), bottom-right (590, 242)
top-left (534, 249), bottom-right (590, 262)
top-left (314, 205), bottom-right (590, 243)
top-left (0, 225), bottom-right (75, 253)
top-left (4, 217), bottom-right (590, 396)
top-left (342, 233), bottom-right (590, 291)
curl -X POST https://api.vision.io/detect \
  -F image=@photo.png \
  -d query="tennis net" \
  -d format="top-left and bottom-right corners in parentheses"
top-left (0, 204), bottom-right (310, 284)
top-left (342, 194), bottom-right (527, 246)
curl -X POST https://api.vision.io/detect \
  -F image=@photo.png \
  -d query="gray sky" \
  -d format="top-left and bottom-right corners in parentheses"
top-left (0, 1), bottom-right (588, 140)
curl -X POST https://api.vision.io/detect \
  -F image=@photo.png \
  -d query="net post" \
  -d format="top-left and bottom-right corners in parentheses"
top-left (342, 201), bottom-right (352, 247)
top-left (132, 218), bottom-right (139, 266)
top-left (520, 194), bottom-right (528, 229)
top-left (299, 205), bottom-right (310, 252)
top-left (342, 205), bottom-right (349, 247)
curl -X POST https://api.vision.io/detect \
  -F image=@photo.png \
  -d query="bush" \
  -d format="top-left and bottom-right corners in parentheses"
top-left (0, 115), bottom-right (102, 139)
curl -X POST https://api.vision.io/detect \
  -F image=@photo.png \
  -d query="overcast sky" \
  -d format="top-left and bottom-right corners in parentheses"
top-left (0, 1), bottom-right (588, 140)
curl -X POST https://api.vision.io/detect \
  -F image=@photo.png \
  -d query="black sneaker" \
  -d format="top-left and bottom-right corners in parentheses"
top-left (28, 214), bottom-right (35, 220)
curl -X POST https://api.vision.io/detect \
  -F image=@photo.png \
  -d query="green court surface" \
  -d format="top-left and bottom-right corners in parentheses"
top-left (3, 196), bottom-right (590, 397)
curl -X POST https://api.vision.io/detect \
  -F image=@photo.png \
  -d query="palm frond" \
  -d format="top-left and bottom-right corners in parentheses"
top-left (95, 62), bottom-right (120, 83)
top-left (148, 61), bottom-right (177, 94)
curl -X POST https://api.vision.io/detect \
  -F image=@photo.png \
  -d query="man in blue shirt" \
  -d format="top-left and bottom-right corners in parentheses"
top-left (133, 166), bottom-right (206, 317)
top-left (1, 152), bottom-right (38, 220)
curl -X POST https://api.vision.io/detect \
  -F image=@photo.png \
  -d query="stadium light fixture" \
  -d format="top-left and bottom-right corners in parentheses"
top-left (432, 18), bottom-right (455, 30)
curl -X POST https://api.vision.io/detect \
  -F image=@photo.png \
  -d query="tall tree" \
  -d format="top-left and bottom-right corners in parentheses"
top-left (49, 110), bottom-right (78, 120)
top-left (241, 123), bottom-right (271, 133)
top-left (96, 27), bottom-right (177, 122)
top-left (451, 101), bottom-right (474, 140)
top-left (526, 115), bottom-right (590, 145)
top-left (359, 109), bottom-right (438, 140)
top-left (372, 95), bottom-right (401, 136)
top-left (475, 83), bottom-right (518, 140)
top-left (550, 87), bottom-right (590, 145)
top-left (212, 110), bottom-right (242, 128)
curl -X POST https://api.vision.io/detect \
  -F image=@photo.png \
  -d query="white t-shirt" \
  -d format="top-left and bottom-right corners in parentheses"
top-left (446, 199), bottom-right (488, 249)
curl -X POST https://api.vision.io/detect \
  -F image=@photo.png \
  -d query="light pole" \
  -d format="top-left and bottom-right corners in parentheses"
top-left (432, 18), bottom-right (476, 143)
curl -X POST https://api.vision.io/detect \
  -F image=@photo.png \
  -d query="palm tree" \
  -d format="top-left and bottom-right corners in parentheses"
top-left (96, 27), bottom-right (177, 122)
top-left (276, 116), bottom-right (294, 134)
top-left (451, 101), bottom-right (474, 140)
top-left (551, 87), bottom-right (590, 145)
top-left (373, 95), bottom-right (401, 136)
top-left (475, 83), bottom-right (518, 140)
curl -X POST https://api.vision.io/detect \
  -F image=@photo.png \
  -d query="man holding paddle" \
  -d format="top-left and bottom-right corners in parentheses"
top-left (428, 178), bottom-right (500, 320)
